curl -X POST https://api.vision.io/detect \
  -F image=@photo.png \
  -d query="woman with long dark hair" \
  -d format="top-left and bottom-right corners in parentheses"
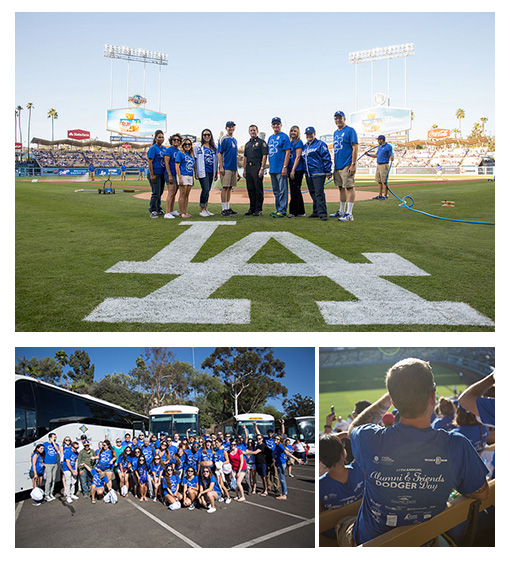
top-left (96, 440), bottom-right (116, 484)
top-left (288, 125), bottom-right (305, 217)
top-left (162, 465), bottom-right (183, 510)
top-left (197, 466), bottom-right (222, 513)
top-left (30, 443), bottom-right (45, 490)
top-left (194, 129), bottom-right (217, 217)
top-left (147, 129), bottom-right (167, 218)
top-left (117, 446), bottom-right (132, 496)
top-left (182, 466), bottom-right (199, 510)
top-left (175, 139), bottom-right (196, 218)
top-left (134, 455), bottom-right (149, 501)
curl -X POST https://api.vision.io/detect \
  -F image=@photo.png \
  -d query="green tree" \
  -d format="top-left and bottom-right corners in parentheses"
top-left (15, 355), bottom-right (62, 386)
top-left (455, 108), bottom-right (465, 137)
top-left (26, 102), bottom-right (34, 160)
top-left (89, 372), bottom-right (146, 414)
top-left (201, 347), bottom-right (287, 416)
top-left (47, 107), bottom-right (58, 141)
top-left (66, 350), bottom-right (95, 392)
top-left (283, 394), bottom-right (315, 417)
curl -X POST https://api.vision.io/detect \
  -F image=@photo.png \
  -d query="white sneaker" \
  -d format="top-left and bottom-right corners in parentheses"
top-left (163, 213), bottom-right (175, 219)
top-left (207, 506), bottom-right (216, 513)
top-left (66, 497), bottom-right (73, 503)
top-left (206, 210), bottom-right (214, 216)
top-left (71, 494), bottom-right (79, 499)
top-left (199, 210), bottom-right (209, 217)
top-left (339, 213), bottom-right (354, 222)
top-left (225, 497), bottom-right (232, 504)
top-left (170, 210), bottom-right (180, 216)
top-left (188, 503), bottom-right (195, 510)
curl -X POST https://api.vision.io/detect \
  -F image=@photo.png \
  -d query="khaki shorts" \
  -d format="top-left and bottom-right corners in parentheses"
top-left (334, 166), bottom-right (355, 189)
top-left (375, 163), bottom-right (390, 183)
top-left (221, 169), bottom-right (238, 188)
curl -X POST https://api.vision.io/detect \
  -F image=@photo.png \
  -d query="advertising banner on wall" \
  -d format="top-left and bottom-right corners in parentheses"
top-left (427, 128), bottom-right (451, 139)
top-left (68, 129), bottom-right (90, 140)
top-left (349, 107), bottom-right (411, 136)
top-left (106, 108), bottom-right (167, 136)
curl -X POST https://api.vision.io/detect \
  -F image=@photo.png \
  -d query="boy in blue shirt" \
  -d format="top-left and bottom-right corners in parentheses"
top-left (342, 357), bottom-right (489, 546)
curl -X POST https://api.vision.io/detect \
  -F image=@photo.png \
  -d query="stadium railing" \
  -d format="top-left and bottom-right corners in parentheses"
top-left (319, 479), bottom-right (495, 547)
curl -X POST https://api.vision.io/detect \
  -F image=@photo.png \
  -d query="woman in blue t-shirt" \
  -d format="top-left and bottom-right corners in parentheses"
top-left (30, 443), bottom-right (45, 489)
top-left (450, 407), bottom-right (489, 453)
top-left (175, 139), bottom-right (196, 218)
top-left (135, 455), bottom-right (149, 501)
top-left (149, 454), bottom-right (164, 502)
top-left (162, 465), bottom-right (183, 510)
top-left (194, 129), bottom-right (218, 217)
top-left (288, 126), bottom-right (305, 217)
top-left (182, 467), bottom-right (200, 510)
top-left (147, 129), bottom-right (167, 218)
top-left (117, 446), bottom-right (132, 495)
top-left (197, 466), bottom-right (222, 513)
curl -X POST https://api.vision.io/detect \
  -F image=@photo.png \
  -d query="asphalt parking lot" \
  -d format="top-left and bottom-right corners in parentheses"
top-left (15, 460), bottom-right (315, 548)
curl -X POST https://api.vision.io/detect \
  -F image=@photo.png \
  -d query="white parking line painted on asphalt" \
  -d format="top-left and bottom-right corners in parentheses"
top-left (232, 519), bottom-right (314, 548)
top-left (15, 501), bottom-right (24, 522)
top-left (126, 498), bottom-right (201, 548)
top-left (243, 498), bottom-right (310, 520)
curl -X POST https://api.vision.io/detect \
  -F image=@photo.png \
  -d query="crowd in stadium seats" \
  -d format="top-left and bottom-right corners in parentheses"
top-left (319, 359), bottom-right (495, 547)
top-left (32, 148), bottom-right (147, 169)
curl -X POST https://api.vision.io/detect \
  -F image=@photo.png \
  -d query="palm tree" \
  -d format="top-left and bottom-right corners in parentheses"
top-left (480, 117), bottom-right (488, 134)
top-left (16, 105), bottom-right (23, 150)
top-left (455, 108), bottom-right (465, 138)
top-left (26, 102), bottom-right (34, 160)
top-left (47, 108), bottom-right (58, 142)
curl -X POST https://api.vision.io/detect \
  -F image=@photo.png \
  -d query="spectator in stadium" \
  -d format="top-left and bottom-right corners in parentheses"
top-left (217, 121), bottom-right (239, 216)
top-left (367, 135), bottom-right (394, 200)
top-left (340, 357), bottom-right (489, 546)
top-left (319, 433), bottom-right (365, 538)
top-left (330, 111), bottom-right (359, 222)
top-left (458, 371), bottom-right (495, 426)
top-left (431, 397), bottom-right (456, 431)
top-left (288, 125), bottom-right (306, 218)
top-left (175, 139), bottom-right (196, 218)
top-left (194, 129), bottom-right (218, 217)
top-left (267, 116), bottom-right (291, 218)
top-left (30, 443), bottom-right (45, 490)
top-left (301, 126), bottom-right (332, 221)
top-left (147, 130), bottom-right (167, 218)
top-left (242, 124), bottom-right (268, 216)
top-left (43, 432), bottom-right (60, 501)
top-left (450, 406), bottom-right (489, 453)
top-left (164, 133), bottom-right (183, 219)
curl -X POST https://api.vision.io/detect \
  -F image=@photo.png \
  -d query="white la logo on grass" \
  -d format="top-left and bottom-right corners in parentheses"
top-left (84, 221), bottom-right (494, 326)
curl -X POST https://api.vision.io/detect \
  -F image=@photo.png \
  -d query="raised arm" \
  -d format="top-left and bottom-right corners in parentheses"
top-left (348, 392), bottom-right (392, 435)
top-left (458, 371), bottom-right (495, 418)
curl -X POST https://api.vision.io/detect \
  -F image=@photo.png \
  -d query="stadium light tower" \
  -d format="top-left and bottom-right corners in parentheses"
top-left (103, 44), bottom-right (168, 112)
top-left (349, 43), bottom-right (415, 110)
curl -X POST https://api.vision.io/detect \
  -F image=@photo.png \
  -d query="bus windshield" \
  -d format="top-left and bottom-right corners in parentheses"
top-left (240, 420), bottom-right (275, 438)
top-left (296, 418), bottom-right (315, 442)
top-left (150, 413), bottom-right (198, 436)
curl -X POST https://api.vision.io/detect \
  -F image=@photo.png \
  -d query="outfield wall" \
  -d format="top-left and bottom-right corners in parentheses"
top-left (358, 166), bottom-right (494, 176)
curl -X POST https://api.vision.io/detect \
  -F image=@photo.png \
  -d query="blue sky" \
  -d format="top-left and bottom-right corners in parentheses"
top-left (15, 347), bottom-right (315, 410)
top-left (14, 10), bottom-right (495, 144)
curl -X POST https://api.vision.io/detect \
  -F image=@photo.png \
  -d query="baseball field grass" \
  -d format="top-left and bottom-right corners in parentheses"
top-left (15, 176), bottom-right (494, 331)
top-left (319, 362), bottom-right (465, 422)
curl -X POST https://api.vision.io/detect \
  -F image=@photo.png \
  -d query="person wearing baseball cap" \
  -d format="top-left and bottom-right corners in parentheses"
top-left (331, 111), bottom-right (359, 222)
top-left (367, 134), bottom-right (394, 200)
top-left (301, 126), bottom-right (332, 221)
top-left (218, 121), bottom-right (239, 216)
top-left (267, 117), bottom-right (291, 218)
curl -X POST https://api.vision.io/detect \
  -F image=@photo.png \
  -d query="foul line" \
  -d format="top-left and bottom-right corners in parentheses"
top-left (232, 518), bottom-right (314, 548)
top-left (126, 498), bottom-right (201, 548)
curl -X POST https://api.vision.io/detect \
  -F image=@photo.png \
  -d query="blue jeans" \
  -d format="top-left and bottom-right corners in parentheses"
top-left (270, 173), bottom-right (288, 214)
top-left (276, 463), bottom-right (287, 495)
top-left (198, 171), bottom-right (214, 207)
top-left (305, 174), bottom-right (328, 217)
top-left (148, 173), bottom-right (166, 213)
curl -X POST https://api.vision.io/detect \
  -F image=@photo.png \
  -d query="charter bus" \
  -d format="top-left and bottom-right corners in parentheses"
top-left (283, 415), bottom-right (316, 456)
top-left (148, 405), bottom-right (200, 438)
top-left (216, 413), bottom-right (275, 440)
top-left (15, 374), bottom-right (148, 493)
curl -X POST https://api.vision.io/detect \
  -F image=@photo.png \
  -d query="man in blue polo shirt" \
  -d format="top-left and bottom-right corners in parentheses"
top-left (218, 121), bottom-right (239, 216)
top-left (331, 111), bottom-right (358, 222)
top-left (368, 135), bottom-right (394, 200)
top-left (340, 357), bottom-right (489, 546)
top-left (267, 117), bottom-right (291, 218)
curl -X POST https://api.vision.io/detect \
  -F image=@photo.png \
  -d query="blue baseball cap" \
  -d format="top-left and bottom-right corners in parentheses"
top-left (225, 121), bottom-right (236, 127)
top-left (377, 135), bottom-right (386, 141)
top-left (271, 116), bottom-right (282, 124)
top-left (334, 111), bottom-right (345, 117)
top-left (305, 126), bottom-right (316, 134)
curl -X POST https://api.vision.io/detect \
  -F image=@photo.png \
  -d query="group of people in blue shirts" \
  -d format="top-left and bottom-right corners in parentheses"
top-left (143, 110), bottom-right (371, 222)
top-left (30, 425), bottom-right (305, 512)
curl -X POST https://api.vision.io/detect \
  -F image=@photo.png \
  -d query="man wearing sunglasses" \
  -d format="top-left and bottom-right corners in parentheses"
top-left (339, 357), bottom-right (490, 546)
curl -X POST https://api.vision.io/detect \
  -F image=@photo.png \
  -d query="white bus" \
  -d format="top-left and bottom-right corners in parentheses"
top-left (15, 374), bottom-right (148, 494)
top-left (148, 405), bottom-right (200, 437)
top-left (284, 416), bottom-right (315, 456)
top-left (217, 413), bottom-right (275, 440)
